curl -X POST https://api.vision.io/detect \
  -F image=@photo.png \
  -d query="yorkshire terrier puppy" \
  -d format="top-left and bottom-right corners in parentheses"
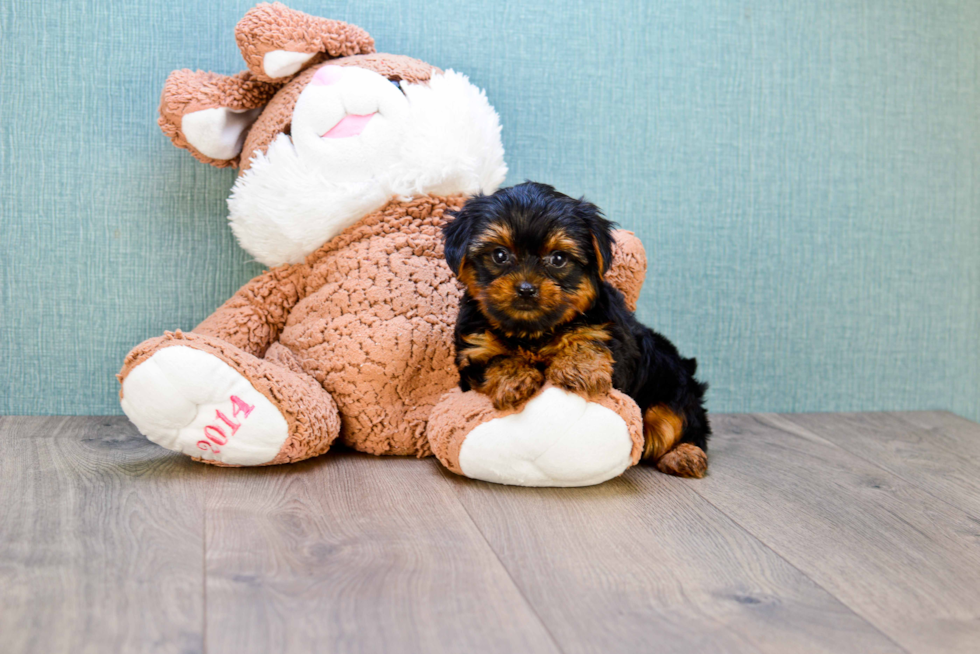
top-left (443, 182), bottom-right (710, 478)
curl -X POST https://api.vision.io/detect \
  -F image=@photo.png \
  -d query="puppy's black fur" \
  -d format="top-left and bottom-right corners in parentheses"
top-left (443, 182), bottom-right (710, 475)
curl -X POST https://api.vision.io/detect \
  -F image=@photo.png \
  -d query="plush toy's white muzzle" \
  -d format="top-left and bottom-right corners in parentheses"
top-left (291, 65), bottom-right (410, 179)
top-left (227, 67), bottom-right (507, 267)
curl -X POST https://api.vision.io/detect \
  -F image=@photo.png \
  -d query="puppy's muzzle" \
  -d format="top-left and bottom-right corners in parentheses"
top-left (516, 282), bottom-right (538, 299)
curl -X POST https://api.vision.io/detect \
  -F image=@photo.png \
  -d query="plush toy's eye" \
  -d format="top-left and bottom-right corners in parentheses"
top-left (390, 79), bottom-right (405, 94)
top-left (548, 251), bottom-right (568, 268)
top-left (491, 248), bottom-right (510, 265)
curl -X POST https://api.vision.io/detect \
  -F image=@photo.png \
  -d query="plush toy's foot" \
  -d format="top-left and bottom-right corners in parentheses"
top-left (119, 332), bottom-right (340, 466)
top-left (427, 384), bottom-right (644, 487)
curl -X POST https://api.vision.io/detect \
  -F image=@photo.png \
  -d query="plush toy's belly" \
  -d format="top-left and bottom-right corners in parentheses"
top-left (277, 209), bottom-right (464, 456)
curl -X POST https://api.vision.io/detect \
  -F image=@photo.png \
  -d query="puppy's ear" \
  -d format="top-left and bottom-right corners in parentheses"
top-left (442, 207), bottom-right (479, 276)
top-left (576, 198), bottom-right (615, 277)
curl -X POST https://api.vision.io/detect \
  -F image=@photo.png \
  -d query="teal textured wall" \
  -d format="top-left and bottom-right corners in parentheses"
top-left (1, 0), bottom-right (978, 419)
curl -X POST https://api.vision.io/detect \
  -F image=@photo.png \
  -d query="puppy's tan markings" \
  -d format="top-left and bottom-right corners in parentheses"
top-left (539, 324), bottom-right (613, 355)
top-left (486, 275), bottom-right (521, 308)
top-left (482, 272), bottom-right (568, 339)
top-left (655, 443), bottom-right (707, 478)
top-left (481, 356), bottom-right (545, 410)
top-left (642, 404), bottom-right (685, 461)
top-left (461, 331), bottom-right (544, 409)
top-left (542, 325), bottom-right (614, 398)
top-left (591, 233), bottom-right (606, 276)
top-left (459, 331), bottom-right (509, 366)
top-left (542, 230), bottom-right (585, 260)
top-left (457, 256), bottom-right (481, 298)
top-left (528, 276), bottom-right (565, 313)
top-left (554, 277), bottom-right (597, 327)
top-left (474, 222), bottom-right (514, 252)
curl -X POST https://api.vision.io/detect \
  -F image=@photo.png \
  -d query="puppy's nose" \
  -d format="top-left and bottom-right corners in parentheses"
top-left (517, 282), bottom-right (538, 298)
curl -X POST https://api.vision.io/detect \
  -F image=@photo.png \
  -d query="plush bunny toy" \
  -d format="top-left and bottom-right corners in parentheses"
top-left (119, 2), bottom-right (650, 487)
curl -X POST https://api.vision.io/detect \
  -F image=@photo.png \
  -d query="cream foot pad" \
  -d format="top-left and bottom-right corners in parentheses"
top-left (456, 387), bottom-right (635, 487)
top-left (120, 346), bottom-right (289, 465)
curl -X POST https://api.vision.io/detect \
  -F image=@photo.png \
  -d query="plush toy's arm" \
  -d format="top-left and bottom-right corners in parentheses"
top-left (192, 264), bottom-right (307, 358)
top-left (607, 229), bottom-right (647, 312)
top-left (427, 384), bottom-right (643, 487)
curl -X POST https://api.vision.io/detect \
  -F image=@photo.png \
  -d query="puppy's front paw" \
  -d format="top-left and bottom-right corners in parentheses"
top-left (481, 357), bottom-right (545, 410)
top-left (546, 351), bottom-right (613, 398)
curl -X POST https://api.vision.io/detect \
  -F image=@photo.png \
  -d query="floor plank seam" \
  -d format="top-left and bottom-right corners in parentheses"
top-left (627, 465), bottom-right (915, 652)
top-left (9, 414), bottom-right (977, 652)
top-left (436, 469), bottom-right (567, 654)
top-left (779, 413), bottom-right (980, 522)
top-left (619, 470), bottom-right (780, 647)
top-left (744, 413), bottom-right (970, 652)
top-left (683, 474), bottom-right (913, 654)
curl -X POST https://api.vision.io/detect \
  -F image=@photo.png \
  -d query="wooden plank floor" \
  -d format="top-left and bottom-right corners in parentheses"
top-left (2, 411), bottom-right (979, 654)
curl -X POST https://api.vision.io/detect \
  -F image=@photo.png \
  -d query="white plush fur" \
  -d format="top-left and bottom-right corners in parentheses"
top-left (228, 68), bottom-right (507, 267)
top-left (182, 107), bottom-right (264, 161)
top-left (457, 387), bottom-right (634, 487)
top-left (263, 50), bottom-right (315, 78)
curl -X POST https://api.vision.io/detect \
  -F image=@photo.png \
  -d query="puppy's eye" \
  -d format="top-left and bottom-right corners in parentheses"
top-left (491, 248), bottom-right (510, 265)
top-left (548, 251), bottom-right (568, 268)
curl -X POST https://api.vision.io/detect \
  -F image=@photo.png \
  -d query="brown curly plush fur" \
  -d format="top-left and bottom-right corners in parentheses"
top-left (126, 3), bottom-right (650, 469)
top-left (120, 193), bottom-right (646, 462)
top-left (158, 70), bottom-right (280, 168)
top-left (235, 2), bottom-right (376, 83)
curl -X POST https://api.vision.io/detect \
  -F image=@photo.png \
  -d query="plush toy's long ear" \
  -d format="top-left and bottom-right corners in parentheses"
top-left (158, 69), bottom-right (278, 168)
top-left (235, 2), bottom-right (375, 83)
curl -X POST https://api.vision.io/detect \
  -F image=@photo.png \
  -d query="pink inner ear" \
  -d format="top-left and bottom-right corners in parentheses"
top-left (311, 65), bottom-right (344, 86)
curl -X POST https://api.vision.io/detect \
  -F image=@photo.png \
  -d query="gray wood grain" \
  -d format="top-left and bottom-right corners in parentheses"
top-left (893, 411), bottom-right (980, 459)
top-left (444, 463), bottom-right (905, 654)
top-left (6, 412), bottom-right (980, 653)
top-left (0, 416), bottom-right (205, 654)
top-left (783, 411), bottom-right (980, 519)
top-left (203, 452), bottom-right (559, 654)
top-left (692, 413), bottom-right (980, 654)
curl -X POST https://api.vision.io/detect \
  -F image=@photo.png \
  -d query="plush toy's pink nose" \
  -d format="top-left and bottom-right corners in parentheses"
top-left (311, 65), bottom-right (344, 86)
